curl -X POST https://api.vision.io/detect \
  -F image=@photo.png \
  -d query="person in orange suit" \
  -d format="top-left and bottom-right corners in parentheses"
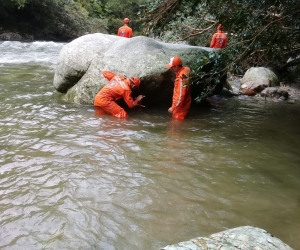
top-left (166, 56), bottom-right (192, 120)
top-left (94, 71), bottom-right (145, 119)
top-left (117, 18), bottom-right (133, 38)
top-left (210, 24), bottom-right (227, 49)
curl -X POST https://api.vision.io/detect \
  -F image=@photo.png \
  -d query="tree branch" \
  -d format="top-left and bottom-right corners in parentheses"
top-left (174, 22), bottom-right (217, 42)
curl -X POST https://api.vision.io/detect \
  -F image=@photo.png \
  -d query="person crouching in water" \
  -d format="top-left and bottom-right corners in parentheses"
top-left (94, 71), bottom-right (145, 119)
top-left (166, 56), bottom-right (191, 120)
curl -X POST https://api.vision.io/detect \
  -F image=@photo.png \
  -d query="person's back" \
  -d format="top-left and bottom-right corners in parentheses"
top-left (94, 71), bottom-right (129, 104)
top-left (94, 71), bottom-right (144, 119)
top-left (210, 24), bottom-right (227, 49)
top-left (117, 18), bottom-right (133, 38)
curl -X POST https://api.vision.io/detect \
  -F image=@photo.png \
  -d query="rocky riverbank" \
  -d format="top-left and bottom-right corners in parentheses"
top-left (226, 70), bottom-right (300, 101)
top-left (280, 80), bottom-right (300, 99)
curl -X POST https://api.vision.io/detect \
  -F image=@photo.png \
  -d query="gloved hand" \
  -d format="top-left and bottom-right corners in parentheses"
top-left (134, 95), bottom-right (145, 106)
top-left (136, 95), bottom-right (145, 103)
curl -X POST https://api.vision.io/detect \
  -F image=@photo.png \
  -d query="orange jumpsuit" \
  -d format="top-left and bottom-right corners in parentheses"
top-left (117, 25), bottom-right (133, 38)
top-left (210, 31), bottom-right (227, 48)
top-left (171, 66), bottom-right (191, 120)
top-left (94, 71), bottom-right (139, 118)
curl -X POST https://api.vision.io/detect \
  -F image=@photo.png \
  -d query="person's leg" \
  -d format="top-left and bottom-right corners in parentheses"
top-left (101, 102), bottom-right (128, 119)
top-left (95, 106), bottom-right (108, 115)
top-left (172, 101), bottom-right (191, 120)
top-left (172, 111), bottom-right (187, 120)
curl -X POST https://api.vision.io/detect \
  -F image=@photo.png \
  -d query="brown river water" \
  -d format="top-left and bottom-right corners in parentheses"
top-left (0, 41), bottom-right (299, 249)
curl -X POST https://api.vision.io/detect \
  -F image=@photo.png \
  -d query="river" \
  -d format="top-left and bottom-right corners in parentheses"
top-left (0, 41), bottom-right (299, 250)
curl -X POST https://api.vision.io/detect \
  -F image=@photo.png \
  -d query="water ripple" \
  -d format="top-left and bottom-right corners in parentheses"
top-left (0, 46), bottom-right (300, 249)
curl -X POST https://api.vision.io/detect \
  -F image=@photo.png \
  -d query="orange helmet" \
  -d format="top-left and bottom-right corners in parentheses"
top-left (217, 24), bottom-right (224, 30)
top-left (166, 56), bottom-right (182, 69)
top-left (130, 77), bottom-right (140, 88)
top-left (124, 18), bottom-right (130, 24)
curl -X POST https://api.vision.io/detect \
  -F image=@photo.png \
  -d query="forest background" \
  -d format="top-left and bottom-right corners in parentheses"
top-left (0, 0), bottom-right (299, 91)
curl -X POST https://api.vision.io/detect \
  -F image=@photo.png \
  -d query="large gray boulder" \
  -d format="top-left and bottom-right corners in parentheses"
top-left (53, 33), bottom-right (212, 105)
top-left (161, 226), bottom-right (293, 250)
top-left (240, 67), bottom-right (280, 93)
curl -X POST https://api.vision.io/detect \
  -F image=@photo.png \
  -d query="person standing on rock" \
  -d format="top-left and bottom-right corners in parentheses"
top-left (210, 24), bottom-right (227, 49)
top-left (166, 56), bottom-right (192, 120)
top-left (94, 71), bottom-right (145, 119)
top-left (117, 18), bottom-right (133, 38)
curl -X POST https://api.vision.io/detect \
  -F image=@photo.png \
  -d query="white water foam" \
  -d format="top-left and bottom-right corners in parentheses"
top-left (0, 41), bottom-right (66, 66)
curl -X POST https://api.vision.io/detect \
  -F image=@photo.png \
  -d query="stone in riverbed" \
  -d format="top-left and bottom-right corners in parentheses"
top-left (161, 226), bottom-right (293, 250)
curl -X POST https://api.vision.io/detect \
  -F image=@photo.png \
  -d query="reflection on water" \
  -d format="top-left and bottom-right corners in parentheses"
top-left (0, 52), bottom-right (300, 249)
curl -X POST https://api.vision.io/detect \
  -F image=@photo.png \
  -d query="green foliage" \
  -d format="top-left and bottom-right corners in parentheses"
top-left (189, 48), bottom-right (237, 102)
top-left (9, 0), bottom-right (27, 8)
top-left (74, 0), bottom-right (105, 18)
top-left (145, 0), bottom-right (300, 88)
top-left (87, 18), bottom-right (108, 34)
top-left (103, 0), bottom-right (152, 35)
top-left (0, 0), bottom-right (152, 40)
top-left (0, 0), bottom-right (90, 40)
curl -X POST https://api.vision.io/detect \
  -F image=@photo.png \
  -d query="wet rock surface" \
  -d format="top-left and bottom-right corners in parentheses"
top-left (161, 226), bottom-right (293, 250)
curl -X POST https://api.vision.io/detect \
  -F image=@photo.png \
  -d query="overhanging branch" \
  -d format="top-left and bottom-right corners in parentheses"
top-left (175, 22), bottom-right (217, 42)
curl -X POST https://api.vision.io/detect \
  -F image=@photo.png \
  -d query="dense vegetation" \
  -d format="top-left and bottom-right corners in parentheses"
top-left (142, 0), bottom-right (300, 99)
top-left (0, 0), bottom-right (150, 41)
top-left (1, 0), bottom-right (299, 99)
